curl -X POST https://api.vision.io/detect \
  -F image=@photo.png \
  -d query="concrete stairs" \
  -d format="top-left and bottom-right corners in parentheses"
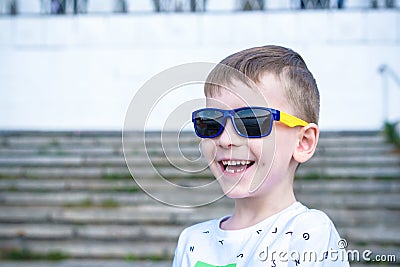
top-left (0, 131), bottom-right (399, 267)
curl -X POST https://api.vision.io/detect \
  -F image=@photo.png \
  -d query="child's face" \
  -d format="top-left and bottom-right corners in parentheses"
top-left (201, 73), bottom-right (300, 199)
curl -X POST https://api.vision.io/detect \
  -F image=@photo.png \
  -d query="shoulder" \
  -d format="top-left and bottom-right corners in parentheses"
top-left (292, 206), bottom-right (334, 229)
top-left (287, 204), bottom-right (342, 248)
top-left (283, 205), bottom-right (350, 266)
top-left (277, 202), bottom-right (334, 233)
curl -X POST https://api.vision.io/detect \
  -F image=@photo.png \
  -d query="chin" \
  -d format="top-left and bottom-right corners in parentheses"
top-left (224, 191), bottom-right (250, 199)
top-left (211, 168), bottom-right (258, 198)
top-left (218, 180), bottom-right (252, 199)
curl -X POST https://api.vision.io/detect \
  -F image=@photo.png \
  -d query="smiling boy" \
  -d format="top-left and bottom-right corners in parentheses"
top-left (172, 45), bottom-right (349, 266)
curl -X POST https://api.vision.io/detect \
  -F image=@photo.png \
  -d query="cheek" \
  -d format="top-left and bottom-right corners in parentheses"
top-left (246, 139), bottom-right (275, 192)
top-left (251, 138), bottom-right (275, 165)
top-left (270, 129), bottom-right (297, 171)
top-left (276, 131), bottom-right (297, 157)
top-left (200, 139), bottom-right (217, 164)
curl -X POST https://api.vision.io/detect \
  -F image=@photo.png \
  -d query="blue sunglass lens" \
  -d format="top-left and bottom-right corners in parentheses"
top-left (194, 110), bottom-right (224, 137)
top-left (234, 109), bottom-right (272, 137)
top-left (194, 108), bottom-right (272, 138)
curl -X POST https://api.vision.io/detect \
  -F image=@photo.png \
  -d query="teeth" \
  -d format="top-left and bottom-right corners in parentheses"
top-left (221, 160), bottom-right (253, 174)
top-left (226, 165), bottom-right (246, 173)
top-left (227, 168), bottom-right (235, 173)
top-left (221, 160), bottom-right (251, 166)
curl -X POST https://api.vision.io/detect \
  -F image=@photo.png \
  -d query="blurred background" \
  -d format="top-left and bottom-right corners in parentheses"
top-left (0, 0), bottom-right (399, 266)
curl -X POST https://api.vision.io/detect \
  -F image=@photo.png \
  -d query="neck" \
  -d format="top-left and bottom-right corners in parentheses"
top-left (221, 180), bottom-right (296, 230)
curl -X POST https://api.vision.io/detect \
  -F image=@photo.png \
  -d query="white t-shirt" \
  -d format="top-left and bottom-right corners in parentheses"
top-left (172, 202), bottom-right (350, 267)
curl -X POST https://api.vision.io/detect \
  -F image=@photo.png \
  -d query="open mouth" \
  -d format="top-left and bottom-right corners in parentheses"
top-left (219, 160), bottom-right (255, 174)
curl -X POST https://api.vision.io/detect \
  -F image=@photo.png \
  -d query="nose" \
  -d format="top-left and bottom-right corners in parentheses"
top-left (216, 117), bottom-right (244, 148)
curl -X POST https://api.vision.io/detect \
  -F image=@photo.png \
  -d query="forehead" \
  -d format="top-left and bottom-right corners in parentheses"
top-left (205, 74), bottom-right (287, 110)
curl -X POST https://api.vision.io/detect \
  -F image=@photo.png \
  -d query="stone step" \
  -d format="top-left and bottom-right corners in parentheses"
top-left (323, 208), bottom-right (400, 227)
top-left (294, 180), bottom-right (400, 193)
top-left (1, 178), bottom-right (399, 193)
top-left (296, 166), bottom-right (400, 178)
top-left (0, 132), bottom-right (385, 147)
top-left (0, 205), bottom-right (229, 225)
top-left (0, 205), bottom-right (398, 228)
top-left (0, 262), bottom-right (396, 267)
top-left (0, 134), bottom-right (391, 147)
top-left (0, 165), bottom-right (399, 179)
top-left (0, 190), bottom-right (229, 208)
top-left (0, 154), bottom-right (399, 168)
top-left (0, 240), bottom-right (176, 259)
top-left (296, 193), bottom-right (400, 209)
top-left (0, 224), bottom-right (184, 241)
top-left (0, 178), bottom-right (141, 192)
top-left (0, 135), bottom-right (394, 149)
top-left (0, 166), bottom-right (211, 179)
top-left (0, 135), bottom-right (391, 157)
top-left (305, 155), bottom-right (400, 167)
top-left (0, 144), bottom-right (396, 158)
top-left (0, 239), bottom-right (398, 263)
top-left (0, 224), bottom-right (398, 247)
top-left (313, 145), bottom-right (397, 156)
top-left (318, 135), bottom-right (387, 146)
top-left (1, 190), bottom-right (399, 209)
top-left (0, 260), bottom-right (172, 267)
top-left (340, 227), bottom-right (400, 245)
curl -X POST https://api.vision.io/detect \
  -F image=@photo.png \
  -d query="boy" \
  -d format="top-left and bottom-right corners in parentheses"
top-left (172, 45), bottom-right (349, 266)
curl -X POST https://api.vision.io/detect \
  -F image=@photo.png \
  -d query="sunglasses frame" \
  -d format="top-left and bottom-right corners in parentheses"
top-left (192, 106), bottom-right (308, 139)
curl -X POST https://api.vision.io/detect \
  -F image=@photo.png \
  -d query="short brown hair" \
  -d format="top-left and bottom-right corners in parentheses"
top-left (204, 45), bottom-right (320, 124)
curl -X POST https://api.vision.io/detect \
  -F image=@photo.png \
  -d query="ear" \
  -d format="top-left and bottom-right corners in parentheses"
top-left (293, 123), bottom-right (319, 163)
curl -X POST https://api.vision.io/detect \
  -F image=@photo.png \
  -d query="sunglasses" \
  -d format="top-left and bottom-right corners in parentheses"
top-left (192, 106), bottom-right (308, 138)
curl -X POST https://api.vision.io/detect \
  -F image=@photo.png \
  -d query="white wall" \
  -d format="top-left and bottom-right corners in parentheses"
top-left (0, 9), bottom-right (399, 131)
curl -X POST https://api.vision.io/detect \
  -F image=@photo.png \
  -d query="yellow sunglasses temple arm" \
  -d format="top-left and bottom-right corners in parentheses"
top-left (279, 111), bottom-right (309, 127)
